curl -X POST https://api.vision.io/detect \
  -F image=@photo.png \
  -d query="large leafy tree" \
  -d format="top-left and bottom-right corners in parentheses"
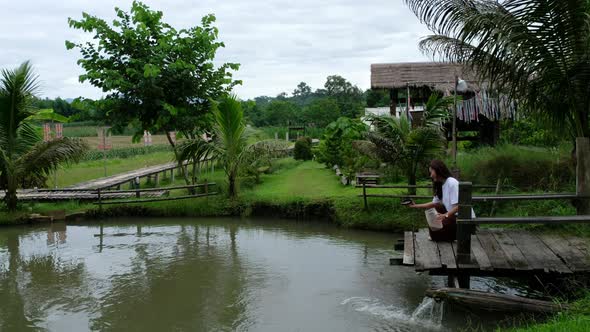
top-left (66, 1), bottom-right (240, 145)
top-left (324, 75), bottom-right (364, 118)
top-left (300, 98), bottom-right (341, 127)
top-left (262, 100), bottom-right (300, 126)
top-left (0, 62), bottom-right (88, 211)
top-left (405, 0), bottom-right (590, 138)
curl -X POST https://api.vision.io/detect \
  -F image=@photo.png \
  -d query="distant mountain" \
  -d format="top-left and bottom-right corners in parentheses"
top-left (65, 98), bottom-right (75, 103)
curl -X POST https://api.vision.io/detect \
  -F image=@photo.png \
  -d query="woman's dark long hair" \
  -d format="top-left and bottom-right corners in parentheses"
top-left (430, 159), bottom-right (452, 200)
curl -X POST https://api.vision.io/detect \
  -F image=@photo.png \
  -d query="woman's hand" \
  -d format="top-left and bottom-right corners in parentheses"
top-left (435, 213), bottom-right (445, 223)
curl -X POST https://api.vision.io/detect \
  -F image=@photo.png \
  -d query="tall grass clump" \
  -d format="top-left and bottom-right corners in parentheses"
top-left (457, 144), bottom-right (574, 191)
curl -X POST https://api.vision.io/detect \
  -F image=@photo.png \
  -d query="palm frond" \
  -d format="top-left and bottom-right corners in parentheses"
top-left (422, 93), bottom-right (454, 128)
top-left (0, 61), bottom-right (40, 154)
top-left (213, 94), bottom-right (247, 164)
top-left (176, 137), bottom-right (218, 164)
top-left (15, 138), bottom-right (89, 180)
top-left (405, 0), bottom-right (590, 136)
top-left (351, 140), bottom-right (381, 161)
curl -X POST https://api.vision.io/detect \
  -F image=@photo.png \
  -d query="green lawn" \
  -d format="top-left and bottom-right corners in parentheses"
top-left (244, 160), bottom-right (357, 200)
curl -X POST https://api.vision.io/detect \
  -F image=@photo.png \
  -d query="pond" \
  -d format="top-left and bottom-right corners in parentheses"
top-left (0, 217), bottom-right (535, 331)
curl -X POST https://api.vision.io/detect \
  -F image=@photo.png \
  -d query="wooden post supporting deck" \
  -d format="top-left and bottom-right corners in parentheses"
top-left (134, 177), bottom-right (140, 198)
top-left (362, 182), bottom-right (368, 210)
top-left (457, 181), bottom-right (474, 288)
top-left (97, 188), bottom-right (102, 211)
top-left (576, 137), bottom-right (590, 215)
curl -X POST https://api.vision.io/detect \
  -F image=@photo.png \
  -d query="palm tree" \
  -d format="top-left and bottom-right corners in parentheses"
top-left (0, 62), bottom-right (88, 211)
top-left (354, 93), bottom-right (453, 194)
top-left (404, 0), bottom-right (590, 138)
top-left (177, 94), bottom-right (288, 198)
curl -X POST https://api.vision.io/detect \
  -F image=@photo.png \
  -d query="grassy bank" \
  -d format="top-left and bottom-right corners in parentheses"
top-left (502, 293), bottom-right (590, 332)
top-left (18, 156), bottom-right (588, 235)
top-left (13, 158), bottom-right (427, 231)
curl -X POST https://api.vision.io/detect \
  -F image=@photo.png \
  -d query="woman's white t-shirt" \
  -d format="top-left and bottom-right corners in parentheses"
top-left (432, 177), bottom-right (476, 218)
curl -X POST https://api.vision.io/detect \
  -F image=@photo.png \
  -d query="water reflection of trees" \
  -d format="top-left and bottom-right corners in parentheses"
top-left (89, 223), bottom-right (255, 331)
top-left (0, 223), bottom-right (261, 331)
top-left (0, 218), bottom-right (429, 331)
top-left (0, 227), bottom-right (89, 331)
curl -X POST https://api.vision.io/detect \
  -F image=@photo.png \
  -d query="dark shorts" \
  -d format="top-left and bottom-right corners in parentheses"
top-left (428, 204), bottom-right (456, 242)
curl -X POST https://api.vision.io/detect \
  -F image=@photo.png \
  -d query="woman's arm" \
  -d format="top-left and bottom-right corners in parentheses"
top-left (446, 204), bottom-right (459, 217)
top-left (409, 201), bottom-right (436, 209)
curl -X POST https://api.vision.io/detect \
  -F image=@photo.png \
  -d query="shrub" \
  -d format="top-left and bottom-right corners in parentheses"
top-left (457, 145), bottom-right (574, 191)
top-left (294, 136), bottom-right (313, 160)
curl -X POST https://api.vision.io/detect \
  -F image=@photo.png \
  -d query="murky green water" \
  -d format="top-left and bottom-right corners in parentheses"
top-left (0, 218), bottom-right (533, 331)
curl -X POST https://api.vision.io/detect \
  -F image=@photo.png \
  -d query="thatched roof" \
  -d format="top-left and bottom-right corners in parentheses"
top-left (371, 62), bottom-right (482, 91)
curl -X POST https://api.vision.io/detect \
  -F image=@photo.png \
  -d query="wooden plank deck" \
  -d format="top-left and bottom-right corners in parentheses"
top-left (401, 228), bottom-right (590, 276)
top-left (68, 162), bottom-right (183, 190)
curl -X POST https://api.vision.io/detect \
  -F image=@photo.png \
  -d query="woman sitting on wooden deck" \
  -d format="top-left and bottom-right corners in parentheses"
top-left (406, 159), bottom-right (475, 241)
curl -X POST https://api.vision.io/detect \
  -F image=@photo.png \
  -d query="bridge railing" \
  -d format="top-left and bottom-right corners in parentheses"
top-left (357, 182), bottom-right (511, 210)
top-left (94, 182), bottom-right (217, 207)
top-left (455, 182), bottom-right (590, 264)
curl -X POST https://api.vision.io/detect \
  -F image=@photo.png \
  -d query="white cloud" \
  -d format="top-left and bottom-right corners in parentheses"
top-left (0, 0), bottom-right (431, 100)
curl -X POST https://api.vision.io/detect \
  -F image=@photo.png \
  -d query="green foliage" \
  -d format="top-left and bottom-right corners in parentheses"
top-left (244, 76), bottom-right (364, 128)
top-left (256, 126), bottom-right (324, 140)
top-left (457, 145), bottom-right (574, 191)
top-left (316, 117), bottom-right (368, 177)
top-left (293, 137), bottom-right (313, 161)
top-left (177, 95), bottom-right (289, 197)
top-left (300, 98), bottom-right (341, 127)
top-left (32, 97), bottom-right (82, 117)
top-left (63, 126), bottom-right (99, 137)
top-left (354, 93), bottom-right (449, 190)
top-left (241, 139), bottom-right (291, 182)
top-left (67, 1), bottom-right (240, 141)
top-left (406, 0), bottom-right (590, 137)
top-left (365, 88), bottom-right (390, 108)
top-left (503, 292), bottom-right (590, 332)
top-left (0, 62), bottom-right (89, 211)
top-left (501, 118), bottom-right (564, 147)
top-left (323, 75), bottom-right (364, 118)
top-left (262, 100), bottom-right (299, 126)
top-left (82, 145), bottom-right (172, 161)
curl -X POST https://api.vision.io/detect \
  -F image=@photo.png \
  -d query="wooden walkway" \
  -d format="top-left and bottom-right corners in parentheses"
top-left (401, 228), bottom-right (590, 276)
top-left (0, 189), bottom-right (167, 201)
top-left (68, 162), bottom-right (184, 190)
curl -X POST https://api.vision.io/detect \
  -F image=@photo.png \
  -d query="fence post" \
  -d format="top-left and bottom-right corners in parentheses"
top-left (135, 177), bottom-right (140, 198)
top-left (97, 188), bottom-right (102, 212)
top-left (204, 180), bottom-right (209, 196)
top-left (457, 182), bottom-right (473, 263)
top-left (576, 137), bottom-right (590, 214)
top-left (362, 182), bottom-right (368, 210)
top-left (457, 181), bottom-right (473, 289)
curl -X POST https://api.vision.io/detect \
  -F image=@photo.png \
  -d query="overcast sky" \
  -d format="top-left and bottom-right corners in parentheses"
top-left (1, 0), bottom-right (431, 100)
